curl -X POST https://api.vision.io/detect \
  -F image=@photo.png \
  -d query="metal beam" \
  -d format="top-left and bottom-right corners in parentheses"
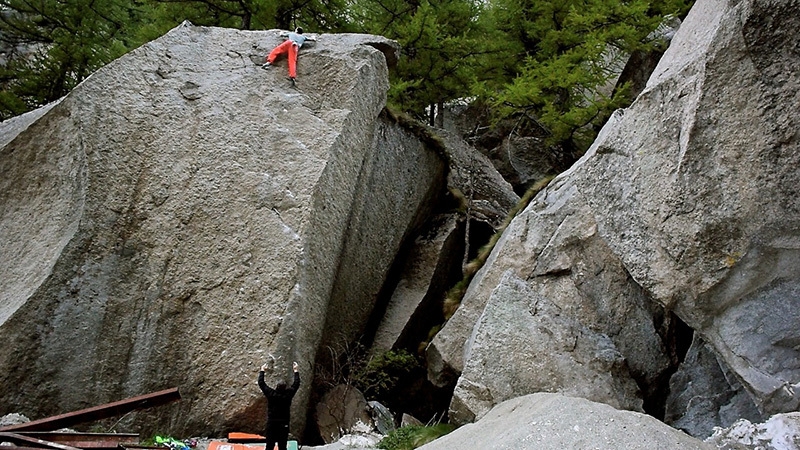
top-left (0, 388), bottom-right (181, 432)
top-left (16, 433), bottom-right (139, 450)
top-left (5, 447), bottom-right (74, 450)
top-left (0, 432), bottom-right (83, 450)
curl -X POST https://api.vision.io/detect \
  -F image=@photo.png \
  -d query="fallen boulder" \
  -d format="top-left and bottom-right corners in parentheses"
top-left (449, 272), bottom-right (643, 425)
top-left (418, 393), bottom-right (713, 450)
top-left (316, 385), bottom-right (373, 444)
top-left (429, 0), bottom-right (800, 430)
top-left (428, 175), bottom-right (672, 418)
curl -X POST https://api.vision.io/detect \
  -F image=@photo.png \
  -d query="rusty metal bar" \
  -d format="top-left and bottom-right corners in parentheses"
top-left (0, 388), bottom-right (181, 432)
top-left (5, 447), bottom-right (70, 450)
top-left (16, 433), bottom-right (139, 450)
top-left (7, 447), bottom-right (89, 450)
top-left (0, 432), bottom-right (83, 450)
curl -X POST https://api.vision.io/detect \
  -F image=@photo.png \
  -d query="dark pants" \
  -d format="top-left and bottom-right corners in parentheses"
top-left (265, 423), bottom-right (289, 450)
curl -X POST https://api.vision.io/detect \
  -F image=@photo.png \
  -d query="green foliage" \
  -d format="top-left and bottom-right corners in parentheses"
top-left (442, 278), bottom-right (468, 320)
top-left (140, 435), bottom-right (194, 450)
top-left (353, 349), bottom-right (421, 400)
top-left (140, 0), bottom-right (352, 31)
top-left (0, 0), bottom-right (145, 119)
top-left (475, 0), bottom-right (693, 152)
top-left (316, 343), bottom-right (421, 403)
top-left (351, 0), bottom-right (486, 118)
top-left (378, 424), bottom-right (456, 450)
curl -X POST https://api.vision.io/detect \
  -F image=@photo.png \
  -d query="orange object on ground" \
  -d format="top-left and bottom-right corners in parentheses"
top-left (226, 433), bottom-right (264, 443)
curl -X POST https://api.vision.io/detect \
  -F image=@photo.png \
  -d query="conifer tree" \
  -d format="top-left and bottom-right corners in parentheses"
top-left (350, 0), bottom-right (486, 123)
top-left (0, 0), bottom-right (142, 119)
top-left (474, 0), bottom-right (692, 152)
top-left (140, 0), bottom-right (350, 32)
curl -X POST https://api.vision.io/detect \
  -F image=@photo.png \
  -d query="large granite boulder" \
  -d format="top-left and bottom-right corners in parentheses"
top-left (430, 0), bottom-right (800, 428)
top-left (418, 393), bottom-right (714, 450)
top-left (571, 0), bottom-right (800, 415)
top-left (0, 23), bottom-right (447, 438)
top-left (427, 173), bottom-right (672, 419)
top-left (449, 271), bottom-right (643, 425)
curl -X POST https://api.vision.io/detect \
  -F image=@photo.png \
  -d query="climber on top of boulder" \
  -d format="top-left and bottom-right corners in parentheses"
top-left (262, 28), bottom-right (315, 86)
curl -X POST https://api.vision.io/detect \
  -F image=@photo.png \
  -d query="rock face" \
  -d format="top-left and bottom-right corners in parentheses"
top-left (665, 335), bottom-right (762, 438)
top-left (449, 272), bottom-right (644, 425)
top-left (418, 393), bottom-right (714, 450)
top-left (0, 23), bottom-right (446, 438)
top-left (436, 129), bottom-right (520, 228)
top-left (315, 385), bottom-right (373, 444)
top-left (429, 0), bottom-right (800, 431)
top-left (429, 172), bottom-right (672, 423)
top-left (571, 0), bottom-right (800, 416)
top-left (441, 103), bottom-right (571, 193)
top-left (370, 214), bottom-right (462, 355)
top-left (316, 110), bottom-right (447, 356)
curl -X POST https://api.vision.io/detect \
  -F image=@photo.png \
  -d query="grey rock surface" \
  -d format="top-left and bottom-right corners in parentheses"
top-left (436, 129), bottom-right (519, 228)
top-left (705, 413), bottom-right (800, 450)
top-left (316, 385), bottom-right (373, 444)
top-left (367, 401), bottom-right (395, 435)
top-left (440, 103), bottom-right (570, 193)
top-left (428, 173), bottom-right (671, 417)
top-left (0, 23), bottom-right (440, 439)
top-left (430, 0), bottom-right (800, 428)
top-left (317, 111), bottom-right (447, 356)
top-left (371, 214), bottom-right (461, 354)
top-left (0, 413), bottom-right (29, 427)
top-left (418, 393), bottom-right (714, 450)
top-left (571, 0), bottom-right (800, 415)
top-left (303, 434), bottom-right (381, 450)
top-left (449, 271), bottom-right (643, 425)
top-left (400, 413), bottom-right (423, 427)
top-left (665, 335), bottom-right (762, 438)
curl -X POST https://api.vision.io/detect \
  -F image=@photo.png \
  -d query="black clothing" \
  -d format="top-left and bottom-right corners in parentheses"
top-left (265, 423), bottom-right (290, 450)
top-left (259, 371), bottom-right (300, 450)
